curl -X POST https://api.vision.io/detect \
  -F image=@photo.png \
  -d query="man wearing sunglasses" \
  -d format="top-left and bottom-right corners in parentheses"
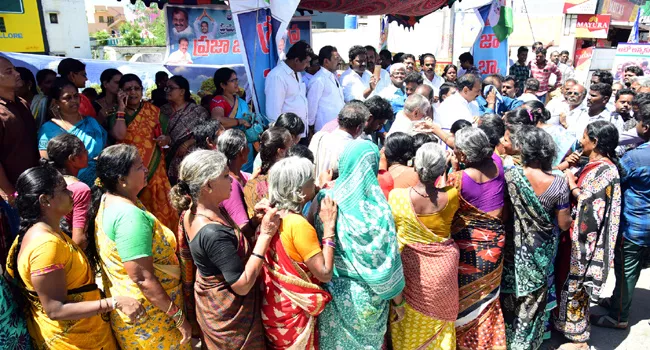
top-left (57, 58), bottom-right (96, 119)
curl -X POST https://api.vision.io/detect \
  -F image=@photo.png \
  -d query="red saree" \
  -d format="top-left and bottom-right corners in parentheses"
top-left (261, 234), bottom-right (332, 349)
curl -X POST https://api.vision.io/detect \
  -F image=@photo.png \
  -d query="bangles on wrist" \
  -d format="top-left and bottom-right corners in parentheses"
top-left (322, 239), bottom-right (336, 248)
top-left (391, 298), bottom-right (406, 307)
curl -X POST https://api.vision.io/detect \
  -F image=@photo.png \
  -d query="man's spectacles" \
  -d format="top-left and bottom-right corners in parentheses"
top-left (566, 92), bottom-right (581, 96)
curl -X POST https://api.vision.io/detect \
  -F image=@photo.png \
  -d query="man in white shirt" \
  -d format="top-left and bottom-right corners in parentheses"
top-left (193, 10), bottom-right (218, 40)
top-left (171, 8), bottom-right (193, 42)
top-left (420, 53), bottom-right (444, 100)
top-left (265, 40), bottom-right (312, 139)
top-left (365, 46), bottom-right (391, 96)
top-left (302, 53), bottom-right (320, 87)
top-left (166, 38), bottom-right (193, 65)
top-left (309, 101), bottom-right (370, 182)
top-left (307, 46), bottom-right (344, 133)
top-left (518, 78), bottom-right (541, 103)
top-left (435, 73), bottom-right (481, 131)
top-left (550, 50), bottom-right (575, 85)
top-left (566, 83), bottom-right (624, 138)
top-left (388, 94), bottom-right (430, 136)
top-left (378, 63), bottom-right (407, 115)
top-left (547, 79), bottom-right (579, 125)
top-left (340, 45), bottom-right (379, 102)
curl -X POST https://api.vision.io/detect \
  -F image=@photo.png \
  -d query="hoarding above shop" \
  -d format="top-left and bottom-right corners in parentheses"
top-left (563, 0), bottom-right (598, 14)
top-left (576, 14), bottom-right (610, 39)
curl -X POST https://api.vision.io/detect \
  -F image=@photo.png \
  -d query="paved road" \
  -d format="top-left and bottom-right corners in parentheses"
top-left (543, 268), bottom-right (650, 350)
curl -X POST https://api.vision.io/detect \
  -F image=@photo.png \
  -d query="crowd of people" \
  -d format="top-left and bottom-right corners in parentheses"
top-left (0, 37), bottom-right (649, 350)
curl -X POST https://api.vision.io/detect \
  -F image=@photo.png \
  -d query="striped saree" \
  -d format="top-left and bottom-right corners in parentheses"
top-left (389, 187), bottom-right (459, 350)
top-left (261, 233), bottom-right (332, 349)
top-left (448, 172), bottom-right (507, 350)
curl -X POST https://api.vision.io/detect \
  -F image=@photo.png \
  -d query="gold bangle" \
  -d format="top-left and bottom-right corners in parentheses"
top-left (165, 301), bottom-right (174, 315)
top-left (322, 235), bottom-right (336, 240)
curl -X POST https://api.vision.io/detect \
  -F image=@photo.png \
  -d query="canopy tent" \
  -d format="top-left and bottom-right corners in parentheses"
top-left (115, 0), bottom-right (458, 27)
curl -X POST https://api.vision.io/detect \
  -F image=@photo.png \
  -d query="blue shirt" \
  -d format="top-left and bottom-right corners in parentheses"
top-left (476, 95), bottom-right (523, 116)
top-left (619, 141), bottom-right (650, 246)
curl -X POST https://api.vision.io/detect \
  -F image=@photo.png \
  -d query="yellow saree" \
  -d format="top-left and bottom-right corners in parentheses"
top-left (94, 196), bottom-right (189, 349)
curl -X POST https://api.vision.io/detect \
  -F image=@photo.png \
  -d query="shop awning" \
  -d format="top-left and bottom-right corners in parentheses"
top-left (116, 0), bottom-right (456, 19)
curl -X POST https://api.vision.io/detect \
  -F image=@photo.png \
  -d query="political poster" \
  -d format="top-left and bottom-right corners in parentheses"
top-left (472, 3), bottom-right (509, 78)
top-left (164, 5), bottom-right (242, 66)
top-left (0, 0), bottom-right (47, 53)
top-left (230, 0), bottom-right (303, 117)
top-left (611, 43), bottom-right (650, 82)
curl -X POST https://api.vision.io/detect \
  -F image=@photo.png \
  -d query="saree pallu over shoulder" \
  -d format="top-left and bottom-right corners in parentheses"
top-left (502, 166), bottom-right (558, 297)
top-left (554, 160), bottom-right (621, 342)
top-left (501, 166), bottom-right (559, 350)
top-left (108, 102), bottom-right (178, 231)
top-left (261, 234), bottom-right (332, 349)
top-left (447, 171), bottom-right (507, 350)
top-left (94, 197), bottom-right (189, 350)
top-left (176, 212), bottom-right (201, 338)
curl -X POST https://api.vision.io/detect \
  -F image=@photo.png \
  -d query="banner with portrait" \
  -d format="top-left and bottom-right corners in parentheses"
top-left (164, 5), bottom-right (241, 66)
top-left (611, 43), bottom-right (650, 82)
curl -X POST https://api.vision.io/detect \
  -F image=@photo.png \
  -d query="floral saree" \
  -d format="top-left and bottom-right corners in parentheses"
top-left (107, 101), bottom-right (178, 231)
top-left (315, 140), bottom-right (405, 350)
top-left (501, 166), bottom-right (558, 350)
top-left (95, 196), bottom-right (188, 350)
top-left (389, 187), bottom-right (459, 350)
top-left (261, 233), bottom-right (332, 349)
top-left (554, 160), bottom-right (621, 342)
top-left (176, 212), bottom-right (201, 338)
top-left (447, 171), bottom-right (507, 350)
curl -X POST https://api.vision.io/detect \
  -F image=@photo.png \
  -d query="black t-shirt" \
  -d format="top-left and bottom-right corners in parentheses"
top-left (151, 88), bottom-right (167, 108)
top-left (189, 223), bottom-right (244, 285)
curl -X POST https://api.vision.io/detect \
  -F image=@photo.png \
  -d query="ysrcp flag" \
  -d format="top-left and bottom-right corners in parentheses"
top-left (231, 0), bottom-right (301, 117)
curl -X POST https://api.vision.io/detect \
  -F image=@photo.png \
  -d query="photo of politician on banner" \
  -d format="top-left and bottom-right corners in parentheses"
top-left (164, 5), bottom-right (241, 66)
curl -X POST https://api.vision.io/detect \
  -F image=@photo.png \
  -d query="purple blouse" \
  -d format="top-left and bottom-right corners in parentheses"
top-left (461, 153), bottom-right (505, 213)
top-left (220, 172), bottom-right (251, 226)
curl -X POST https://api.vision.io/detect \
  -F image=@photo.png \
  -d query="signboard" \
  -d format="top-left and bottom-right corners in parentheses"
top-left (573, 46), bottom-right (594, 84)
top-left (601, 0), bottom-right (639, 22)
top-left (472, 5), bottom-right (508, 78)
top-left (164, 5), bottom-right (241, 66)
top-left (0, 0), bottom-right (46, 53)
top-left (575, 14), bottom-right (610, 39)
top-left (280, 17), bottom-right (312, 57)
top-left (611, 43), bottom-right (650, 82)
top-left (563, 0), bottom-right (598, 14)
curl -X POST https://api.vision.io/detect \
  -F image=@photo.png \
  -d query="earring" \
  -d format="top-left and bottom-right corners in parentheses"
top-left (122, 183), bottom-right (127, 187)
top-left (46, 203), bottom-right (51, 207)
top-left (207, 188), bottom-right (213, 194)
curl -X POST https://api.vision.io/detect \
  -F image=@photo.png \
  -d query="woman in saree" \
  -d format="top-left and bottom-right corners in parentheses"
top-left (500, 126), bottom-right (572, 350)
top-left (93, 68), bottom-right (122, 128)
top-left (262, 156), bottom-right (337, 349)
top-left (447, 127), bottom-right (507, 350)
top-left (389, 142), bottom-right (460, 350)
top-left (243, 126), bottom-right (293, 218)
top-left (554, 120), bottom-right (621, 349)
top-left (108, 73), bottom-right (178, 231)
top-left (312, 140), bottom-right (406, 349)
top-left (380, 132), bottom-right (419, 189)
top-left (210, 68), bottom-right (255, 172)
top-left (38, 78), bottom-right (107, 188)
top-left (169, 150), bottom-right (281, 349)
top-left (160, 75), bottom-right (210, 185)
top-left (523, 101), bottom-right (576, 170)
top-left (6, 164), bottom-right (144, 349)
top-left (86, 144), bottom-right (192, 349)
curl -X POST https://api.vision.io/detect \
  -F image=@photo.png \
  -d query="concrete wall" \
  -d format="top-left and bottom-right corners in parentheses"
top-left (42, 0), bottom-right (91, 58)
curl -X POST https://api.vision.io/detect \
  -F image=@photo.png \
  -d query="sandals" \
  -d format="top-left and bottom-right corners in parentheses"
top-left (590, 314), bottom-right (628, 329)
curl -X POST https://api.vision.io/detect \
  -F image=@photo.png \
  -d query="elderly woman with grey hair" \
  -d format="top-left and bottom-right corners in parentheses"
top-left (170, 150), bottom-right (281, 349)
top-left (260, 156), bottom-right (338, 348)
top-left (217, 129), bottom-right (253, 229)
top-left (447, 126), bottom-right (509, 349)
top-left (388, 142), bottom-right (461, 349)
top-left (500, 126), bottom-right (572, 350)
